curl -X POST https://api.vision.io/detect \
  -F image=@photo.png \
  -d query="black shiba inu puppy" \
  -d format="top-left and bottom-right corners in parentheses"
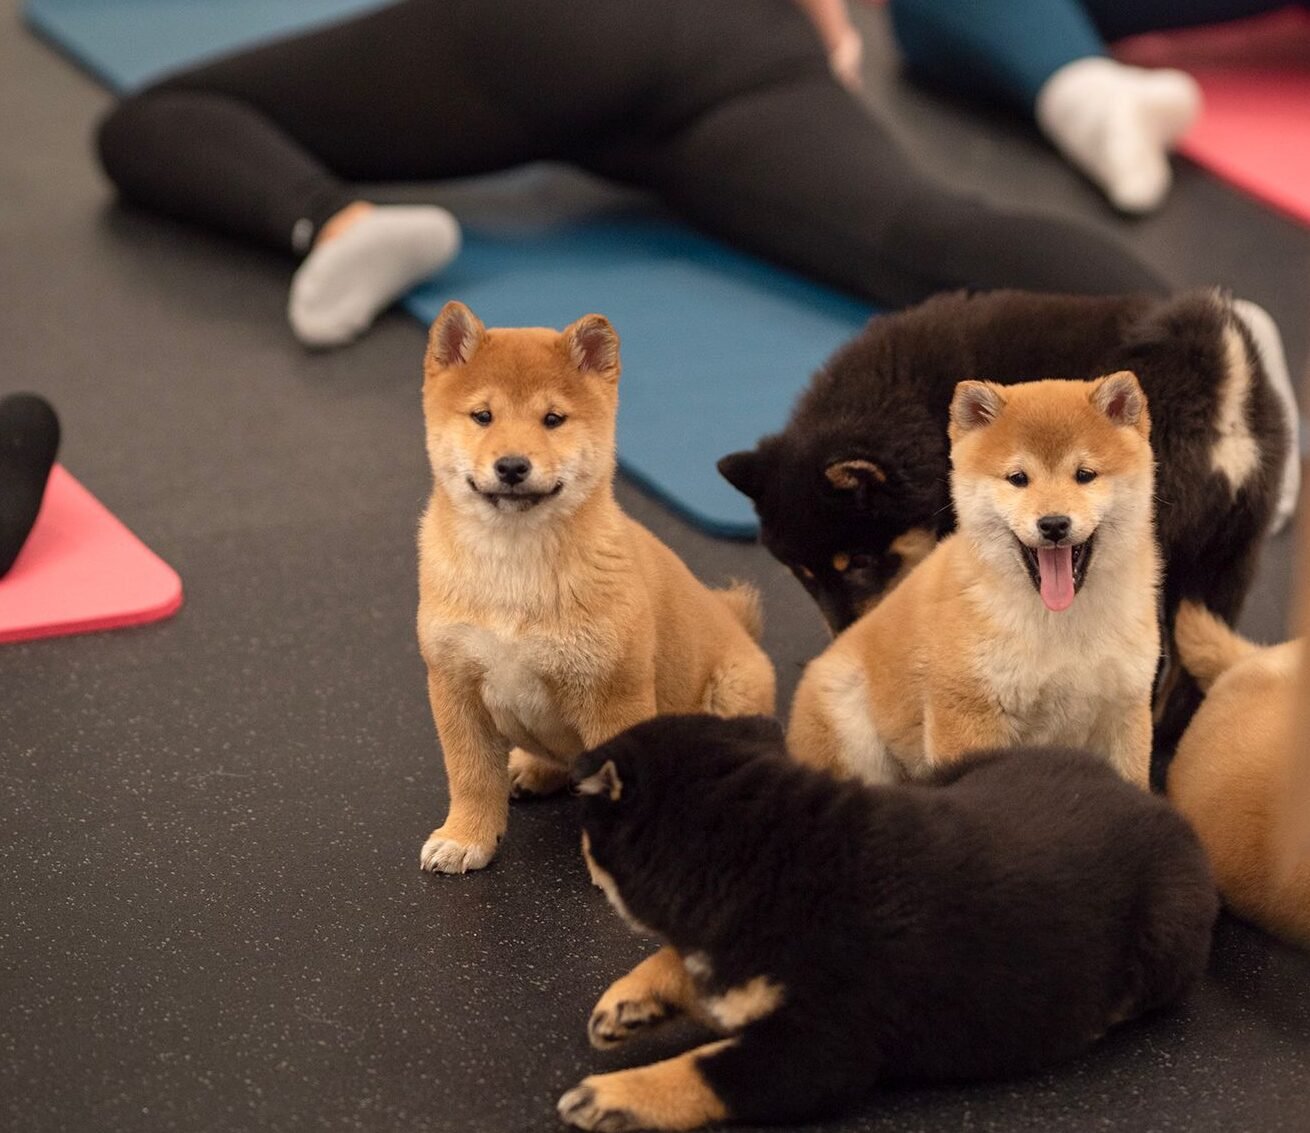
top-left (719, 290), bottom-right (1294, 758)
top-left (559, 715), bottom-right (1218, 1132)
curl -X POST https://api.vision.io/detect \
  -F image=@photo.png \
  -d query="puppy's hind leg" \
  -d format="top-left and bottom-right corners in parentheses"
top-left (788, 653), bottom-right (894, 782)
top-left (702, 646), bottom-right (777, 717)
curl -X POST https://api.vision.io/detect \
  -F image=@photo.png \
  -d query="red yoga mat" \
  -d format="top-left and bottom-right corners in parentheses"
top-left (0, 465), bottom-right (183, 644)
top-left (1116, 7), bottom-right (1310, 225)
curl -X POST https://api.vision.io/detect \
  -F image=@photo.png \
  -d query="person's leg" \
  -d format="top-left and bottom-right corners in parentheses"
top-left (592, 70), bottom-right (1170, 308)
top-left (893, 0), bottom-right (1294, 214)
top-left (1082, 0), bottom-right (1296, 41)
top-left (95, 0), bottom-right (581, 345)
top-left (890, 0), bottom-right (1108, 111)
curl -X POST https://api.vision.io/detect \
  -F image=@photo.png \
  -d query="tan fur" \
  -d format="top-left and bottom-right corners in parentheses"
top-left (571, 941), bottom-right (787, 1127)
top-left (558, 1041), bottom-right (733, 1132)
top-left (416, 303), bottom-right (775, 872)
top-left (588, 946), bottom-right (704, 1049)
top-left (1287, 504), bottom-right (1310, 894)
top-left (1169, 604), bottom-right (1310, 949)
top-left (581, 830), bottom-right (650, 934)
top-left (789, 376), bottom-right (1160, 789)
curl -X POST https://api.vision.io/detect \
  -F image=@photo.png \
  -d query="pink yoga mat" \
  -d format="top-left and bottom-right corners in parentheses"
top-left (0, 466), bottom-right (183, 644)
top-left (1116, 7), bottom-right (1310, 225)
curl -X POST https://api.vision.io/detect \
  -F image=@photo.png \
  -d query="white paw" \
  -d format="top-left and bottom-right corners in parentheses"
top-left (419, 831), bottom-right (495, 874)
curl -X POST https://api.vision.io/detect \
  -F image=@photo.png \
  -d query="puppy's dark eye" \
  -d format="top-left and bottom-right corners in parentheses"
top-left (544, 412), bottom-right (566, 429)
top-left (1006, 471), bottom-right (1029, 488)
top-left (848, 553), bottom-right (874, 571)
top-left (470, 409), bottom-right (493, 426)
top-left (1075, 468), bottom-right (1098, 484)
top-left (793, 564), bottom-right (816, 582)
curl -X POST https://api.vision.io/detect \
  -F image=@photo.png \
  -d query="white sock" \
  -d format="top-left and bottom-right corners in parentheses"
top-left (288, 205), bottom-right (461, 348)
top-left (1036, 57), bottom-right (1201, 214)
top-left (1232, 299), bottom-right (1301, 534)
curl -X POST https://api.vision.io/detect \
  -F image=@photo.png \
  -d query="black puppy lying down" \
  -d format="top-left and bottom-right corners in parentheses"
top-left (559, 715), bottom-right (1217, 1132)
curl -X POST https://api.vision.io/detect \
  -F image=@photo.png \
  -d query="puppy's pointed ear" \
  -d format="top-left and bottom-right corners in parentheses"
top-left (564, 314), bottom-right (620, 380)
top-left (949, 381), bottom-right (1005, 438)
top-left (1092, 371), bottom-right (1146, 429)
top-left (428, 301), bottom-right (485, 368)
top-left (574, 759), bottom-right (623, 801)
top-left (718, 448), bottom-right (765, 500)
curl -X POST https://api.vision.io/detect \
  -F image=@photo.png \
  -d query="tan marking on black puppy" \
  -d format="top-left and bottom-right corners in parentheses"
top-left (825, 459), bottom-right (885, 489)
top-left (416, 302), bottom-right (775, 873)
top-left (581, 829), bottom-right (649, 935)
top-left (1168, 602), bottom-right (1310, 949)
top-left (558, 1041), bottom-right (733, 1132)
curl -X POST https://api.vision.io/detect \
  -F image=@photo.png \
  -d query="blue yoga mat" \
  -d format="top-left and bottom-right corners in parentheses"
top-left (26, 0), bottom-right (875, 536)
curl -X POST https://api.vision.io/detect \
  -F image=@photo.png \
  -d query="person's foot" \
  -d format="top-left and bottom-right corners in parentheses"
top-left (1036, 57), bottom-right (1201, 215)
top-left (288, 203), bottom-right (461, 348)
top-left (0, 393), bottom-right (60, 577)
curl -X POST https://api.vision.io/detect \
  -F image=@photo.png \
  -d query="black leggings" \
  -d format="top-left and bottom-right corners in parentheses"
top-left (96, 0), bottom-right (1168, 306)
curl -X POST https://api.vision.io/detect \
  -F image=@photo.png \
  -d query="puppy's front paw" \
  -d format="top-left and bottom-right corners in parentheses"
top-left (558, 1082), bottom-right (637, 1133)
top-left (508, 747), bottom-right (571, 799)
top-left (589, 995), bottom-right (670, 1050)
top-left (419, 827), bottom-right (496, 874)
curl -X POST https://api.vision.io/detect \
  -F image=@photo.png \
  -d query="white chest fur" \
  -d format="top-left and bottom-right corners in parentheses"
top-left (418, 516), bottom-right (627, 763)
top-left (967, 580), bottom-right (1158, 749)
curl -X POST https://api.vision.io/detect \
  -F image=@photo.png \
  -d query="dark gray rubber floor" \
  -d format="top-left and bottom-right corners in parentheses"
top-left (4, 3), bottom-right (1309, 1130)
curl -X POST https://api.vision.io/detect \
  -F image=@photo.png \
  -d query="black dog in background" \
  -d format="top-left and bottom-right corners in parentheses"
top-left (719, 289), bottom-right (1290, 761)
top-left (559, 715), bottom-right (1217, 1132)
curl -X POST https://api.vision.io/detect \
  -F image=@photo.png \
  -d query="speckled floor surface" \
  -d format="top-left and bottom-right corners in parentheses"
top-left (4, 2), bottom-right (1310, 1131)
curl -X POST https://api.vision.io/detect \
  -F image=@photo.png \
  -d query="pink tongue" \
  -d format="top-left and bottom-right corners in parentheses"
top-left (1037, 546), bottom-right (1075, 612)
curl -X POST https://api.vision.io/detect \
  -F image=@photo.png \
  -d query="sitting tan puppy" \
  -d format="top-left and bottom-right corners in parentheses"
top-left (788, 374), bottom-right (1159, 788)
top-left (416, 302), bottom-right (775, 873)
top-left (1168, 602), bottom-right (1310, 949)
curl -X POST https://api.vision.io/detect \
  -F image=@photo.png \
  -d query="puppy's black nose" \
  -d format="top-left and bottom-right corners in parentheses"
top-left (495, 455), bottom-right (531, 486)
top-left (1037, 514), bottom-right (1072, 543)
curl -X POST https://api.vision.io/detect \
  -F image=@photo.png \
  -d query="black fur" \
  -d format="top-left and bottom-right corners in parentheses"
top-left (576, 714), bottom-right (1218, 1126)
top-left (718, 290), bottom-right (1287, 755)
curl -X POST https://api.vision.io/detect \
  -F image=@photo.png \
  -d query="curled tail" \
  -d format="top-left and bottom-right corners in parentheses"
top-left (716, 580), bottom-right (764, 643)
top-left (1175, 601), bottom-right (1258, 691)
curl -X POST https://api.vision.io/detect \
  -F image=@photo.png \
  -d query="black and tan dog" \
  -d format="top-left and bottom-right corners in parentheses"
top-left (559, 715), bottom-right (1217, 1132)
top-left (719, 289), bottom-right (1294, 754)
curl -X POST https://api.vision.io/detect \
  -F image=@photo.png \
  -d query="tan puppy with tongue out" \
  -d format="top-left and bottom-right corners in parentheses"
top-left (787, 373), bottom-right (1160, 789)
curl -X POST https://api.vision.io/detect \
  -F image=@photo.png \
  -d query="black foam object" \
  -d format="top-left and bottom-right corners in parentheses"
top-left (0, 393), bottom-right (61, 577)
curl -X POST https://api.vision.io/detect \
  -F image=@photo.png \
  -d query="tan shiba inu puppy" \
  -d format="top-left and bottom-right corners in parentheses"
top-left (788, 373), bottom-right (1159, 788)
top-left (1168, 602), bottom-right (1309, 949)
top-left (415, 301), bottom-right (776, 874)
